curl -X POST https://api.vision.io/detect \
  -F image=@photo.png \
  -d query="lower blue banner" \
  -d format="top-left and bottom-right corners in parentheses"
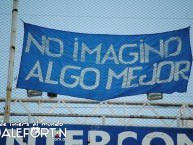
top-left (0, 123), bottom-right (192, 145)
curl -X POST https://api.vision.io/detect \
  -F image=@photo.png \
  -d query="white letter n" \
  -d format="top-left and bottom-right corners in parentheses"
top-left (178, 134), bottom-right (193, 145)
top-left (25, 32), bottom-right (46, 55)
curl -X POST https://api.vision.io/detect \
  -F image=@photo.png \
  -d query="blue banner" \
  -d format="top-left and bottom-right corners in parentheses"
top-left (17, 23), bottom-right (192, 100)
top-left (0, 124), bottom-right (193, 145)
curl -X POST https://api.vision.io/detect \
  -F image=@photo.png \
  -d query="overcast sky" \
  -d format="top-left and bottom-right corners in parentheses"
top-left (1, 0), bottom-right (193, 102)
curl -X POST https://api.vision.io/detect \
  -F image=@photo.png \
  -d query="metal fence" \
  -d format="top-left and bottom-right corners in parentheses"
top-left (0, 98), bottom-right (193, 128)
top-left (1, 0), bottom-right (193, 127)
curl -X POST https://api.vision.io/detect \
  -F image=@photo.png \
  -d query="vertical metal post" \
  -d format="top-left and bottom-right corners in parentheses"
top-left (179, 105), bottom-right (185, 127)
top-left (28, 115), bottom-right (31, 123)
top-left (38, 100), bottom-right (41, 122)
top-left (4, 0), bottom-right (18, 123)
top-left (102, 116), bottom-right (105, 125)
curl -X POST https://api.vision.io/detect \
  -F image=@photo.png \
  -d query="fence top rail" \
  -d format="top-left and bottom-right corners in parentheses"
top-left (0, 112), bottom-right (192, 120)
top-left (0, 97), bottom-right (193, 107)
